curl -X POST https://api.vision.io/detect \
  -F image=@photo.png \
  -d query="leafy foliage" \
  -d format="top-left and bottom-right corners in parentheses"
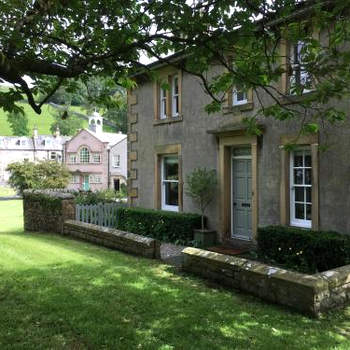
top-left (7, 111), bottom-right (29, 136)
top-left (75, 189), bottom-right (125, 205)
top-left (6, 160), bottom-right (70, 194)
top-left (185, 168), bottom-right (217, 230)
top-left (0, 1), bottom-right (349, 139)
top-left (49, 110), bottom-right (83, 136)
top-left (116, 207), bottom-right (201, 245)
top-left (258, 225), bottom-right (350, 273)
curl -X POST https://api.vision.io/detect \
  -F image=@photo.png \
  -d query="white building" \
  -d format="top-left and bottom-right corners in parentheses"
top-left (109, 136), bottom-right (127, 191)
top-left (0, 127), bottom-right (70, 185)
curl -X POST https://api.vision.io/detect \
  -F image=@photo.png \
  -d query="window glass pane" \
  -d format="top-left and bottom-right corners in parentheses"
top-left (294, 169), bottom-right (303, 185)
top-left (305, 154), bottom-right (311, 167)
top-left (294, 152), bottom-right (303, 167)
top-left (306, 204), bottom-right (312, 220)
top-left (295, 203), bottom-right (305, 219)
top-left (165, 182), bottom-right (178, 206)
top-left (295, 187), bottom-right (304, 202)
top-left (233, 147), bottom-right (251, 157)
top-left (306, 187), bottom-right (312, 203)
top-left (305, 169), bottom-right (312, 185)
top-left (164, 156), bottom-right (178, 180)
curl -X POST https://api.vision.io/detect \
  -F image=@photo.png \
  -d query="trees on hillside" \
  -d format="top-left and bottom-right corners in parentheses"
top-left (7, 111), bottom-right (29, 136)
top-left (0, 0), bottom-right (349, 135)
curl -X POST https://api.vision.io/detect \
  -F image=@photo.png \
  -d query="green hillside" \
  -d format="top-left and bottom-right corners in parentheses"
top-left (0, 103), bottom-right (89, 136)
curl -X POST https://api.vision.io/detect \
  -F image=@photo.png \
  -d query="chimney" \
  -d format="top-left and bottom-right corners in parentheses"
top-left (33, 126), bottom-right (38, 138)
top-left (54, 126), bottom-right (60, 138)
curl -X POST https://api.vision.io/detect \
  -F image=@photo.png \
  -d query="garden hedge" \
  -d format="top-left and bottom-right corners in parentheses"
top-left (258, 225), bottom-right (350, 273)
top-left (116, 207), bottom-right (202, 244)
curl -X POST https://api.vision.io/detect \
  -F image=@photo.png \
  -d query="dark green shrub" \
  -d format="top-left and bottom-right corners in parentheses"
top-left (116, 207), bottom-right (201, 244)
top-left (258, 226), bottom-right (350, 273)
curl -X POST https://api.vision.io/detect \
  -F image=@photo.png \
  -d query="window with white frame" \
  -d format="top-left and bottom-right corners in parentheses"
top-left (172, 75), bottom-right (179, 117)
top-left (69, 154), bottom-right (77, 164)
top-left (161, 155), bottom-right (179, 211)
top-left (71, 175), bottom-right (80, 184)
top-left (113, 154), bottom-right (120, 167)
top-left (92, 153), bottom-right (101, 163)
top-left (290, 149), bottom-right (312, 228)
top-left (289, 41), bottom-right (312, 94)
top-left (89, 174), bottom-right (102, 184)
top-left (79, 147), bottom-right (90, 163)
top-left (50, 152), bottom-right (57, 161)
top-left (233, 88), bottom-right (248, 106)
top-left (160, 86), bottom-right (167, 119)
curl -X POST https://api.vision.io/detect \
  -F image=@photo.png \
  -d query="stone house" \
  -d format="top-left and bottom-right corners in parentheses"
top-left (0, 127), bottom-right (69, 186)
top-left (65, 112), bottom-right (127, 191)
top-left (127, 23), bottom-right (350, 246)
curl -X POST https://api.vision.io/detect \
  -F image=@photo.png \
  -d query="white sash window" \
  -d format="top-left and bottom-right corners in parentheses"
top-left (290, 149), bottom-right (312, 228)
top-left (161, 156), bottom-right (179, 211)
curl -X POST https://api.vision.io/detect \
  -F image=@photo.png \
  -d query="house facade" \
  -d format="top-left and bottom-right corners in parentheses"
top-left (65, 112), bottom-right (127, 191)
top-left (127, 38), bottom-right (350, 245)
top-left (0, 127), bottom-right (69, 186)
top-left (109, 137), bottom-right (127, 191)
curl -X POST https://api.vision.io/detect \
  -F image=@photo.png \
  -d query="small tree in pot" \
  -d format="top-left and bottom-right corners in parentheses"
top-left (186, 168), bottom-right (217, 246)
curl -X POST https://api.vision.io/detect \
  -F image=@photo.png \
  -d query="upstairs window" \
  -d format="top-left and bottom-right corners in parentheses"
top-left (79, 147), bottom-right (90, 163)
top-left (155, 71), bottom-right (182, 121)
top-left (172, 75), bottom-right (179, 117)
top-left (160, 86), bottom-right (167, 119)
top-left (113, 154), bottom-right (120, 167)
top-left (69, 154), bottom-right (77, 164)
top-left (92, 153), bottom-right (101, 163)
top-left (233, 88), bottom-right (248, 106)
top-left (289, 41), bottom-right (312, 94)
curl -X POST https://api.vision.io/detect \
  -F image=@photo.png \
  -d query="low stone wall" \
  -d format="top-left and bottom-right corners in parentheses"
top-left (23, 190), bottom-right (75, 234)
top-left (64, 220), bottom-right (161, 259)
top-left (182, 247), bottom-right (350, 317)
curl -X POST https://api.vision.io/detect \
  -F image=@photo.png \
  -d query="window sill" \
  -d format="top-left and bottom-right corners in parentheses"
top-left (154, 115), bottom-right (183, 126)
top-left (278, 91), bottom-right (316, 105)
top-left (223, 102), bottom-right (254, 115)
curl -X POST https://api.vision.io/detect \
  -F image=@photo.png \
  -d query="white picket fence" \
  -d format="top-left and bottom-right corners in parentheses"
top-left (76, 203), bottom-right (124, 228)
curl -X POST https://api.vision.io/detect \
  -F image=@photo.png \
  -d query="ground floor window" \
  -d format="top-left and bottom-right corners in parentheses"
top-left (290, 149), bottom-right (312, 228)
top-left (161, 155), bottom-right (179, 211)
top-left (71, 175), bottom-right (80, 184)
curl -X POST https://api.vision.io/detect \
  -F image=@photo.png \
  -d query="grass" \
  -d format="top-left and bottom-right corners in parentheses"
top-left (1, 202), bottom-right (350, 349)
top-left (0, 186), bottom-right (16, 197)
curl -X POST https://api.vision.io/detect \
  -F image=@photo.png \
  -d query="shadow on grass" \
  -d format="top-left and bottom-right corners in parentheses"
top-left (0, 231), bottom-right (349, 349)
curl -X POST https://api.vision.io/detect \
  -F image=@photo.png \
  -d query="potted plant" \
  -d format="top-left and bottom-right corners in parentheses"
top-left (186, 168), bottom-right (217, 247)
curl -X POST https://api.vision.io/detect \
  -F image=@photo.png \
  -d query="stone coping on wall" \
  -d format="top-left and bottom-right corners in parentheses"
top-left (64, 220), bottom-right (160, 259)
top-left (182, 247), bottom-right (350, 317)
top-left (23, 189), bottom-right (75, 199)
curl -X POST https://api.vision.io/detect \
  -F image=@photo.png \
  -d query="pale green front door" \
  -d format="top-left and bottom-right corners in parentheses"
top-left (82, 175), bottom-right (90, 191)
top-left (231, 149), bottom-right (252, 240)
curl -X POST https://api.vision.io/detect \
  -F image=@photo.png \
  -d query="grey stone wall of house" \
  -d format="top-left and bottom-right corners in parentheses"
top-left (23, 190), bottom-right (76, 234)
top-left (64, 220), bottom-right (161, 259)
top-left (129, 66), bottom-right (350, 239)
top-left (182, 247), bottom-right (350, 317)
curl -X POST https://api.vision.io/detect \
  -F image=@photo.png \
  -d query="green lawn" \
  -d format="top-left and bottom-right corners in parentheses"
top-left (0, 186), bottom-right (16, 197)
top-left (1, 201), bottom-right (350, 349)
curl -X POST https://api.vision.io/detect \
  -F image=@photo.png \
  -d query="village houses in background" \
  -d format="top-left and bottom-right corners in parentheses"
top-left (0, 112), bottom-right (127, 191)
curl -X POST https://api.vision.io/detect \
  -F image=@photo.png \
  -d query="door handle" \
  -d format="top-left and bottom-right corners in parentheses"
top-left (242, 203), bottom-right (251, 208)
top-left (233, 202), bottom-right (237, 206)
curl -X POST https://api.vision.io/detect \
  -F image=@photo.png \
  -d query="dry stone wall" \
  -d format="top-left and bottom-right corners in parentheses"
top-left (23, 190), bottom-right (75, 234)
top-left (64, 220), bottom-right (161, 259)
top-left (182, 247), bottom-right (350, 317)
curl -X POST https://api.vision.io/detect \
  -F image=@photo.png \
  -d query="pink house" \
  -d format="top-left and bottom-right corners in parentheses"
top-left (64, 112), bottom-right (127, 191)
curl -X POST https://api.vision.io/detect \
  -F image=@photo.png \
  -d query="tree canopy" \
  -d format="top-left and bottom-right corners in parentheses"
top-left (0, 0), bottom-right (349, 136)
